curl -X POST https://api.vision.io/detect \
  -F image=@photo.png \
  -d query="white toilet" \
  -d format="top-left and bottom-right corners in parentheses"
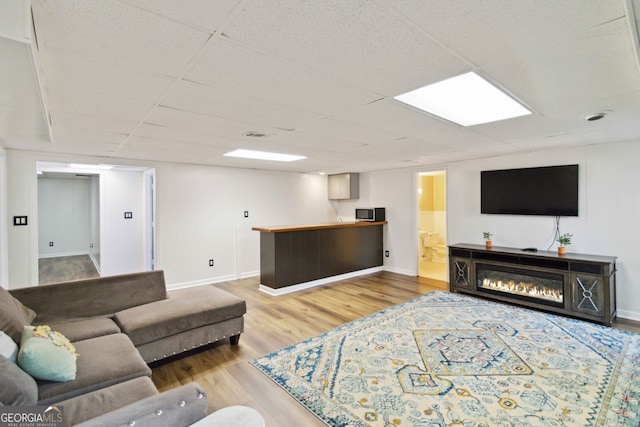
top-left (420, 231), bottom-right (447, 263)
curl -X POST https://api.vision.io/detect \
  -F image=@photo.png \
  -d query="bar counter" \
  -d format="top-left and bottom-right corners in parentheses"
top-left (252, 221), bottom-right (387, 292)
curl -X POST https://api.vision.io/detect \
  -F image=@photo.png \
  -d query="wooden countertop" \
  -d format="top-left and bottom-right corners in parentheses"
top-left (252, 221), bottom-right (387, 233)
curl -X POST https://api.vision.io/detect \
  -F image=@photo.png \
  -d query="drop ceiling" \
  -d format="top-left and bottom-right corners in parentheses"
top-left (1, 0), bottom-right (640, 174)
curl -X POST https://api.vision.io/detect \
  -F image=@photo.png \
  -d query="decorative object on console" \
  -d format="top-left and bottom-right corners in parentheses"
top-left (483, 231), bottom-right (492, 248)
top-left (251, 291), bottom-right (640, 427)
top-left (556, 233), bottom-right (572, 255)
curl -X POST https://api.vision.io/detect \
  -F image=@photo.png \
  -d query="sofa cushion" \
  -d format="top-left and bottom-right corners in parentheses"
top-left (0, 286), bottom-right (36, 344)
top-left (18, 326), bottom-right (78, 382)
top-left (9, 270), bottom-right (168, 323)
top-left (0, 331), bottom-right (19, 362)
top-left (56, 376), bottom-right (158, 426)
top-left (50, 317), bottom-right (120, 342)
top-left (0, 354), bottom-right (38, 405)
top-left (37, 333), bottom-right (151, 405)
top-left (114, 286), bottom-right (246, 346)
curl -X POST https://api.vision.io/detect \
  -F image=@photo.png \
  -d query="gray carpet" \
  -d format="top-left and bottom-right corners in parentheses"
top-left (39, 255), bottom-right (99, 285)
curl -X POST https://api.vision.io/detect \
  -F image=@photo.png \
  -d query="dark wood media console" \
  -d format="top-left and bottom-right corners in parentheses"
top-left (449, 244), bottom-right (617, 325)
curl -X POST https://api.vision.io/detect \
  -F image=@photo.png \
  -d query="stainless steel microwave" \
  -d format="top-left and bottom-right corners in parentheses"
top-left (355, 207), bottom-right (385, 222)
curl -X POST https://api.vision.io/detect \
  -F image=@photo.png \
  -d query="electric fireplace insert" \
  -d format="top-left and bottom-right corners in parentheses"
top-left (476, 263), bottom-right (564, 308)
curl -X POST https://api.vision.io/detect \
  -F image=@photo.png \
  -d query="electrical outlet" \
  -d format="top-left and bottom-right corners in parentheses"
top-left (244, 211), bottom-right (249, 218)
top-left (209, 259), bottom-right (214, 267)
top-left (49, 242), bottom-right (54, 247)
top-left (385, 250), bottom-right (389, 257)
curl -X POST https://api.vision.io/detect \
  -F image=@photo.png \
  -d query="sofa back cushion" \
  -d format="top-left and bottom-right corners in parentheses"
top-left (0, 286), bottom-right (36, 344)
top-left (0, 354), bottom-right (38, 405)
top-left (9, 271), bottom-right (168, 323)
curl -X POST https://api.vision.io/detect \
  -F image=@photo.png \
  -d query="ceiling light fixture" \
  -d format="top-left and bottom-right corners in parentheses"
top-left (394, 71), bottom-right (532, 126)
top-left (69, 163), bottom-right (114, 170)
top-left (224, 149), bottom-right (306, 162)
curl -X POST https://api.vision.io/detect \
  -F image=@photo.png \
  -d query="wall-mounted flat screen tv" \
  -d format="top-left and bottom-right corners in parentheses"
top-left (481, 164), bottom-right (578, 216)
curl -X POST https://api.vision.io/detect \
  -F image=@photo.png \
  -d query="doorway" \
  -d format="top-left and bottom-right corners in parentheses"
top-left (417, 170), bottom-right (448, 283)
top-left (37, 171), bottom-right (101, 284)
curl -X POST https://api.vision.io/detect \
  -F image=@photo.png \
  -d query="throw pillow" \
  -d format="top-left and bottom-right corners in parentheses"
top-left (0, 331), bottom-right (19, 362)
top-left (18, 325), bottom-right (78, 382)
top-left (0, 286), bottom-right (36, 344)
top-left (0, 354), bottom-right (38, 405)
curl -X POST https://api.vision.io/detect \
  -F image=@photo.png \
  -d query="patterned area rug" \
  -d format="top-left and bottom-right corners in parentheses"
top-left (250, 291), bottom-right (640, 426)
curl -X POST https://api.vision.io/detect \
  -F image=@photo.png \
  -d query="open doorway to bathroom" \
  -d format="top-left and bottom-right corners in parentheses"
top-left (417, 170), bottom-right (448, 284)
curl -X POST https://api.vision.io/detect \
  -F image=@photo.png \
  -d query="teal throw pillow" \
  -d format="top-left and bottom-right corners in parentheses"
top-left (18, 325), bottom-right (78, 382)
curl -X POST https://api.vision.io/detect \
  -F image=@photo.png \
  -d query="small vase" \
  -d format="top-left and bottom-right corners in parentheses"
top-left (485, 241), bottom-right (492, 249)
top-left (558, 246), bottom-right (566, 255)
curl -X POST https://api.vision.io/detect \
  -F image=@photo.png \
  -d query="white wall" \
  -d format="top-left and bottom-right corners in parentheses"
top-left (3, 150), bottom-right (336, 289)
top-left (0, 146), bottom-right (8, 287)
top-left (5, 150), bottom-right (148, 286)
top-left (5, 141), bottom-right (639, 319)
top-left (333, 142), bottom-right (640, 320)
top-left (154, 163), bottom-right (335, 287)
top-left (38, 176), bottom-right (92, 257)
top-left (99, 170), bottom-right (145, 276)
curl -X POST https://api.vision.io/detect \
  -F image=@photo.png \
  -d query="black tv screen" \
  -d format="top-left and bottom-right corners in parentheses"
top-left (481, 164), bottom-right (578, 216)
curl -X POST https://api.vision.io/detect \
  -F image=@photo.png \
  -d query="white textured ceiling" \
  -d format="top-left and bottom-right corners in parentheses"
top-left (1, 0), bottom-right (640, 174)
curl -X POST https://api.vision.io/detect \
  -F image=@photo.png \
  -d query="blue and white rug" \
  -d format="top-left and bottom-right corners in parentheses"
top-left (250, 291), bottom-right (640, 426)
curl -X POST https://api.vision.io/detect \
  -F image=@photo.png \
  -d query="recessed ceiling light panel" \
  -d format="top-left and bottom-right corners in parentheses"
top-left (224, 149), bottom-right (306, 162)
top-left (394, 72), bottom-right (532, 126)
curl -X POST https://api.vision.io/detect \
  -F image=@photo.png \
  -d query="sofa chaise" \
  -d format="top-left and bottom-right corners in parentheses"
top-left (0, 270), bottom-right (248, 426)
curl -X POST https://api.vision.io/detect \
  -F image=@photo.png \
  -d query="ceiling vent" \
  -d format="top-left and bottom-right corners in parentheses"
top-left (245, 131), bottom-right (268, 138)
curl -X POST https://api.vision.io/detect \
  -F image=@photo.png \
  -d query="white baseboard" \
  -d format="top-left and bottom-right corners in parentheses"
top-left (38, 251), bottom-right (89, 259)
top-left (259, 267), bottom-right (384, 296)
top-left (382, 266), bottom-right (416, 276)
top-left (616, 309), bottom-right (640, 322)
top-left (168, 270), bottom-right (260, 291)
top-left (88, 253), bottom-right (101, 276)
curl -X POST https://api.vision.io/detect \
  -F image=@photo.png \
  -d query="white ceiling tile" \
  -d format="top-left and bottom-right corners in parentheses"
top-left (160, 80), bottom-right (325, 130)
top-left (122, 0), bottom-right (241, 33)
top-left (51, 112), bottom-right (139, 134)
top-left (222, 0), bottom-right (469, 95)
top-left (184, 37), bottom-right (382, 116)
top-left (0, 37), bottom-right (49, 143)
top-left (31, 0), bottom-right (211, 77)
top-left (4, 1), bottom-right (640, 173)
top-left (143, 105), bottom-right (287, 141)
top-left (481, 19), bottom-right (640, 121)
top-left (38, 52), bottom-right (174, 104)
top-left (0, 0), bottom-right (29, 40)
top-left (46, 88), bottom-right (152, 122)
top-left (386, 0), bottom-right (625, 67)
top-left (296, 117), bottom-right (402, 145)
top-left (336, 99), bottom-right (458, 138)
top-left (51, 127), bottom-right (127, 146)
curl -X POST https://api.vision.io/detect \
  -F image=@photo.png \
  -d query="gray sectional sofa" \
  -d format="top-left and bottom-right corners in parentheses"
top-left (0, 270), bottom-right (247, 426)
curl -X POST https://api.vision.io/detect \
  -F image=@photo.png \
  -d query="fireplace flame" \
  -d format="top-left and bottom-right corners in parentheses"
top-left (481, 278), bottom-right (563, 303)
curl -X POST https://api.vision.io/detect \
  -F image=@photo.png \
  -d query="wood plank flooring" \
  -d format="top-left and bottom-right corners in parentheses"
top-left (150, 272), bottom-right (447, 426)
top-left (150, 272), bottom-right (640, 426)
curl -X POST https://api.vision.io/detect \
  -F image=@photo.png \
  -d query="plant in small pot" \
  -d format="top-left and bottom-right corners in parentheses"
top-left (556, 233), bottom-right (572, 255)
top-left (483, 232), bottom-right (493, 249)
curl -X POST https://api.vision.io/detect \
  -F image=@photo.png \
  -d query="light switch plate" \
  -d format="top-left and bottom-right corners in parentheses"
top-left (13, 216), bottom-right (27, 226)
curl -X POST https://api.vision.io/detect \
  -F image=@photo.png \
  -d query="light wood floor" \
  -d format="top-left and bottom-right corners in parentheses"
top-left (151, 272), bottom-right (447, 426)
top-left (150, 272), bottom-right (640, 426)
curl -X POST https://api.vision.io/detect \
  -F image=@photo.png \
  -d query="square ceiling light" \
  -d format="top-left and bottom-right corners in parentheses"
top-left (224, 149), bottom-right (306, 162)
top-left (394, 72), bottom-right (532, 126)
